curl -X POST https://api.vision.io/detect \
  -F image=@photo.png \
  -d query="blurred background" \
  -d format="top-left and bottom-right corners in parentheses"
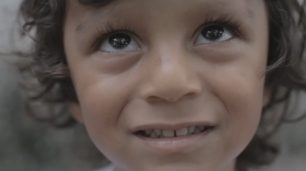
top-left (0, 1), bottom-right (305, 171)
top-left (0, 1), bottom-right (107, 171)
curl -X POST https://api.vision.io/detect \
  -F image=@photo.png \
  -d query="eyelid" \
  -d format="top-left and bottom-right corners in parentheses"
top-left (91, 25), bottom-right (141, 52)
top-left (195, 25), bottom-right (233, 45)
top-left (79, 0), bottom-right (112, 6)
top-left (99, 31), bottom-right (141, 53)
top-left (193, 16), bottom-right (243, 43)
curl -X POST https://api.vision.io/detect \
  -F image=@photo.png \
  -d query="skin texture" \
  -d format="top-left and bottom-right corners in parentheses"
top-left (64, 0), bottom-right (269, 171)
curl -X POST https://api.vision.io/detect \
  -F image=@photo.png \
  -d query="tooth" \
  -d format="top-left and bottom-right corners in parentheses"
top-left (194, 127), bottom-right (203, 134)
top-left (176, 128), bottom-right (188, 137)
top-left (198, 126), bottom-right (206, 132)
top-left (145, 130), bottom-right (153, 136)
top-left (188, 126), bottom-right (196, 134)
top-left (151, 130), bottom-right (161, 138)
top-left (162, 130), bottom-right (175, 137)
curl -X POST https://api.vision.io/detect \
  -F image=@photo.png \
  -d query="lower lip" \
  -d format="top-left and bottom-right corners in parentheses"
top-left (135, 129), bottom-right (215, 154)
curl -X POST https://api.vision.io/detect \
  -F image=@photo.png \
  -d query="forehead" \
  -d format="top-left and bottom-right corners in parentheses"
top-left (67, 0), bottom-right (263, 18)
top-left (75, 0), bottom-right (259, 7)
top-left (66, 0), bottom-right (266, 32)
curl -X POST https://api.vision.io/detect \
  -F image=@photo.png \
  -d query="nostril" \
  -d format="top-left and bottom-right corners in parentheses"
top-left (146, 91), bottom-right (198, 104)
top-left (185, 92), bottom-right (197, 98)
top-left (146, 95), bottom-right (165, 103)
top-left (146, 95), bottom-right (180, 103)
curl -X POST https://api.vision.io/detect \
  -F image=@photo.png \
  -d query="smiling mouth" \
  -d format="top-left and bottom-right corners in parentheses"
top-left (133, 125), bottom-right (215, 139)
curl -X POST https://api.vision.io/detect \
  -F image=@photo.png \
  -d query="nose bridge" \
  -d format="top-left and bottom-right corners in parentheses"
top-left (141, 46), bottom-right (202, 103)
top-left (157, 49), bottom-right (190, 87)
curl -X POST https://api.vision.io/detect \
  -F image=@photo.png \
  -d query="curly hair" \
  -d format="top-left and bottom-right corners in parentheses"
top-left (18, 0), bottom-right (306, 170)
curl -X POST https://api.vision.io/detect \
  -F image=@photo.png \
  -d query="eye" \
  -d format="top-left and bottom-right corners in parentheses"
top-left (99, 32), bottom-right (140, 53)
top-left (195, 24), bottom-right (233, 45)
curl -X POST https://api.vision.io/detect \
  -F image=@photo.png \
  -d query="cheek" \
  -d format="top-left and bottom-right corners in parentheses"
top-left (73, 77), bottom-right (133, 160)
top-left (206, 46), bottom-right (267, 128)
top-left (203, 56), bottom-right (266, 157)
top-left (214, 69), bottom-right (265, 156)
top-left (223, 77), bottom-right (264, 135)
top-left (73, 72), bottom-right (134, 140)
top-left (79, 78), bottom-right (127, 118)
top-left (219, 75), bottom-right (265, 118)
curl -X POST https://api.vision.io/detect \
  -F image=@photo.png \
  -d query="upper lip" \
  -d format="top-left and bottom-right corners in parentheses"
top-left (130, 121), bottom-right (216, 133)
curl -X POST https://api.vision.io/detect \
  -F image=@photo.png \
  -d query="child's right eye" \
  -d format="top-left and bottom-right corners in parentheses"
top-left (99, 32), bottom-right (140, 53)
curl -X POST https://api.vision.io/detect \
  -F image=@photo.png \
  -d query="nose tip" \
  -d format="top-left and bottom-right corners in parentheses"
top-left (141, 73), bottom-right (202, 103)
top-left (139, 47), bottom-right (202, 103)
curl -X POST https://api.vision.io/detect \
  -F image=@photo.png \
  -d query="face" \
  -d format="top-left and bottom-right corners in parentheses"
top-left (64, 0), bottom-right (268, 171)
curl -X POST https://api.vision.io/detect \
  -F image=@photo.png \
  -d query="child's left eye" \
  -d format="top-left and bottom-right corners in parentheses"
top-left (99, 32), bottom-right (140, 53)
top-left (195, 24), bottom-right (233, 45)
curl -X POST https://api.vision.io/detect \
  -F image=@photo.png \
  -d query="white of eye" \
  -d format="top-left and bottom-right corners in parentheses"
top-left (195, 24), bottom-right (233, 45)
top-left (99, 32), bottom-right (140, 53)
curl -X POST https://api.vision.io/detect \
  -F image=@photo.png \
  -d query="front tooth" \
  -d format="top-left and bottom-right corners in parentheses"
top-left (194, 126), bottom-right (203, 134)
top-left (151, 130), bottom-right (161, 138)
top-left (145, 130), bottom-right (153, 136)
top-left (162, 130), bottom-right (175, 137)
top-left (198, 126), bottom-right (206, 132)
top-left (188, 126), bottom-right (196, 134)
top-left (176, 128), bottom-right (188, 136)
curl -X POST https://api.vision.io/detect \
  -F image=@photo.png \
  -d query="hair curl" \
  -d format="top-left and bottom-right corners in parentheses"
top-left (18, 0), bottom-right (306, 170)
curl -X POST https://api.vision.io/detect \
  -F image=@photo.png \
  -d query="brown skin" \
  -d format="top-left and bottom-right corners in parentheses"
top-left (64, 0), bottom-right (268, 171)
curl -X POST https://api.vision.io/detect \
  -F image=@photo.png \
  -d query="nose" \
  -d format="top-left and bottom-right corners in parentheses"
top-left (139, 50), bottom-right (202, 103)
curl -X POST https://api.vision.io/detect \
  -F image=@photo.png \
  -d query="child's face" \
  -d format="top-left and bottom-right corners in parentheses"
top-left (64, 0), bottom-right (268, 171)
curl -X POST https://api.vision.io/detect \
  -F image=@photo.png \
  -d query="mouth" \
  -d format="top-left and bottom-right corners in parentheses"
top-left (131, 123), bottom-right (217, 153)
top-left (133, 124), bottom-right (215, 139)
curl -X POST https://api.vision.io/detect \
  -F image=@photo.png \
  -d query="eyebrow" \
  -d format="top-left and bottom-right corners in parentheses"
top-left (76, 0), bottom-right (116, 31)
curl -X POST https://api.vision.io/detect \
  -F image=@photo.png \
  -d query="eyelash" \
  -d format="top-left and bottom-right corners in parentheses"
top-left (92, 24), bottom-right (138, 51)
top-left (92, 16), bottom-right (243, 51)
top-left (199, 15), bottom-right (243, 39)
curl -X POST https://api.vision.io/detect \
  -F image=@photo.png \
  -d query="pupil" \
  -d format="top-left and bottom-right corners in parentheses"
top-left (109, 33), bottom-right (131, 49)
top-left (202, 25), bottom-right (224, 40)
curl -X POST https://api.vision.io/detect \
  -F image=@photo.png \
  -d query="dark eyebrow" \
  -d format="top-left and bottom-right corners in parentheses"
top-left (76, 0), bottom-right (116, 32)
top-left (78, 0), bottom-right (114, 6)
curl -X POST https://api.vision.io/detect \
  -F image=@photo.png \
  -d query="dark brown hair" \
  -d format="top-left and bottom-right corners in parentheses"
top-left (18, 0), bottom-right (306, 170)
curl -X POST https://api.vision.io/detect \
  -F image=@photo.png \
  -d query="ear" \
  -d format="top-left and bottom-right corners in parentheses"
top-left (69, 103), bottom-right (84, 123)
